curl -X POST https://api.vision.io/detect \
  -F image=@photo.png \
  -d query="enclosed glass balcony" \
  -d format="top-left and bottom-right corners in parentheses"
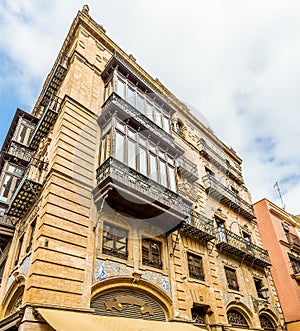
top-left (176, 156), bottom-right (198, 183)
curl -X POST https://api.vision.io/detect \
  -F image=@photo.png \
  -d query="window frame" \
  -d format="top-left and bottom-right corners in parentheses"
top-left (102, 223), bottom-right (128, 260)
top-left (225, 266), bottom-right (239, 291)
top-left (142, 237), bottom-right (163, 269)
top-left (187, 253), bottom-right (205, 281)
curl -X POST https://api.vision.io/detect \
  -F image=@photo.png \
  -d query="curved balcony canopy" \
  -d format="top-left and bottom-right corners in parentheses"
top-left (93, 157), bottom-right (192, 233)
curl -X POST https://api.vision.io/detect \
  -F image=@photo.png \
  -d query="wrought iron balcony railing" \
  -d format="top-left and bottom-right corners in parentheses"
top-left (101, 93), bottom-right (175, 148)
top-left (96, 157), bottom-right (191, 218)
top-left (176, 156), bottom-right (199, 183)
top-left (7, 158), bottom-right (48, 218)
top-left (180, 210), bottom-right (216, 242)
top-left (289, 233), bottom-right (300, 251)
top-left (203, 175), bottom-right (255, 221)
top-left (198, 139), bottom-right (243, 185)
top-left (7, 141), bottom-right (34, 163)
top-left (216, 228), bottom-right (271, 267)
top-left (30, 95), bottom-right (62, 150)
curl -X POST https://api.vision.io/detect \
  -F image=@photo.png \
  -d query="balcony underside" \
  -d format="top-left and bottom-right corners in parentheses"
top-left (7, 180), bottom-right (43, 218)
top-left (93, 178), bottom-right (186, 232)
top-left (205, 186), bottom-right (254, 221)
top-left (180, 221), bottom-right (215, 242)
top-left (216, 242), bottom-right (271, 267)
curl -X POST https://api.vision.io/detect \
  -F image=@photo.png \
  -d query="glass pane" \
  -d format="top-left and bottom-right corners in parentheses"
top-left (162, 116), bottom-right (170, 133)
top-left (100, 137), bottom-right (106, 165)
top-left (7, 165), bottom-right (23, 176)
top-left (154, 108), bottom-right (162, 126)
top-left (137, 94), bottom-right (144, 113)
top-left (168, 166), bottom-right (177, 192)
top-left (102, 121), bottom-right (111, 136)
top-left (117, 77), bottom-right (126, 99)
top-left (127, 139), bottom-right (136, 169)
top-left (116, 121), bottom-right (125, 133)
top-left (145, 102), bottom-right (153, 120)
top-left (127, 86), bottom-right (135, 106)
top-left (139, 136), bottom-right (147, 147)
top-left (159, 160), bottom-right (167, 187)
top-left (139, 147), bottom-right (147, 176)
top-left (0, 175), bottom-right (13, 201)
top-left (115, 132), bottom-right (125, 162)
top-left (149, 154), bottom-right (157, 181)
top-left (128, 128), bottom-right (136, 140)
top-left (17, 125), bottom-right (27, 144)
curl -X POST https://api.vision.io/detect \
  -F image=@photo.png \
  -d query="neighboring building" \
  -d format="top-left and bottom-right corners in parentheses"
top-left (254, 199), bottom-right (300, 331)
top-left (0, 6), bottom-right (285, 331)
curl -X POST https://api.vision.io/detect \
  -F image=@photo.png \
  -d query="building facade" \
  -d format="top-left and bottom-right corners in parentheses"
top-left (254, 199), bottom-right (300, 331)
top-left (0, 6), bottom-right (285, 331)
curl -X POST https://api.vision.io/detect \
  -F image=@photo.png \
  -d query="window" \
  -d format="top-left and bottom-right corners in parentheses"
top-left (102, 223), bottom-right (128, 259)
top-left (227, 309), bottom-right (248, 328)
top-left (0, 175), bottom-right (13, 202)
top-left (243, 232), bottom-right (252, 251)
top-left (282, 223), bottom-right (291, 243)
top-left (289, 255), bottom-right (300, 275)
top-left (142, 238), bottom-right (162, 269)
top-left (104, 121), bottom-right (177, 191)
top-left (7, 165), bottom-right (23, 176)
top-left (26, 220), bottom-right (36, 253)
top-left (191, 306), bottom-right (205, 324)
top-left (205, 167), bottom-right (214, 177)
top-left (0, 259), bottom-right (7, 282)
top-left (254, 277), bottom-right (265, 299)
top-left (225, 266), bottom-right (239, 291)
top-left (15, 235), bottom-right (24, 266)
top-left (187, 253), bottom-right (205, 281)
top-left (217, 220), bottom-right (227, 243)
top-left (259, 315), bottom-right (275, 330)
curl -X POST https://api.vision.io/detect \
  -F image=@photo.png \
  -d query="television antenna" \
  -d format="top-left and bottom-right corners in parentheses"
top-left (273, 181), bottom-right (286, 210)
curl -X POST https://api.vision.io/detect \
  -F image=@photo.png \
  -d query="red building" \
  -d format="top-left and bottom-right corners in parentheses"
top-left (254, 199), bottom-right (300, 331)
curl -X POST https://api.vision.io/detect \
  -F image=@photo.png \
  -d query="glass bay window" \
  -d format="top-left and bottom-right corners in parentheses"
top-left (99, 118), bottom-right (177, 192)
top-left (104, 72), bottom-right (171, 134)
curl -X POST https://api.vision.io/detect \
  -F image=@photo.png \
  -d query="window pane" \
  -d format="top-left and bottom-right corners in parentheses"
top-left (137, 94), bottom-right (144, 113)
top-left (145, 102), bottom-right (153, 121)
top-left (128, 86), bottom-right (135, 106)
top-left (100, 137), bottom-right (106, 165)
top-left (117, 77), bottom-right (126, 99)
top-left (154, 108), bottom-right (162, 126)
top-left (7, 165), bottom-right (23, 176)
top-left (17, 125), bottom-right (27, 144)
top-left (0, 175), bottom-right (13, 201)
top-left (168, 166), bottom-right (177, 192)
top-left (116, 121), bottom-right (125, 133)
top-left (159, 160), bottom-right (167, 187)
top-left (162, 116), bottom-right (170, 133)
top-left (127, 139), bottom-right (136, 169)
top-left (149, 154), bottom-right (157, 181)
top-left (115, 132), bottom-right (125, 162)
top-left (139, 147), bottom-right (147, 176)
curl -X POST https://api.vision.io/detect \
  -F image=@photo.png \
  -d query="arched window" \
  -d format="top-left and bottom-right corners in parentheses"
top-left (227, 309), bottom-right (249, 328)
top-left (259, 315), bottom-right (276, 330)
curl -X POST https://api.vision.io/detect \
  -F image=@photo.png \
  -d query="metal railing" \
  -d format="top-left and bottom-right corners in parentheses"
top-left (101, 93), bottom-right (175, 147)
top-left (7, 141), bottom-right (34, 162)
top-left (216, 228), bottom-right (271, 266)
top-left (198, 139), bottom-right (243, 185)
top-left (176, 156), bottom-right (199, 182)
top-left (96, 157), bottom-right (191, 217)
top-left (203, 174), bottom-right (255, 220)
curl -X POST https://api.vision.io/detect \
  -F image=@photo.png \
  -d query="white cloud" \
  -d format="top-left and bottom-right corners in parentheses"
top-left (0, 0), bottom-right (299, 213)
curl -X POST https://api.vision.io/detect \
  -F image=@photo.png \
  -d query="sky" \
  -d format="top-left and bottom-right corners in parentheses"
top-left (0, 0), bottom-right (299, 215)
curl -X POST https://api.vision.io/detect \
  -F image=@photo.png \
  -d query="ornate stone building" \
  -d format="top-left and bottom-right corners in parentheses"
top-left (0, 6), bottom-right (285, 331)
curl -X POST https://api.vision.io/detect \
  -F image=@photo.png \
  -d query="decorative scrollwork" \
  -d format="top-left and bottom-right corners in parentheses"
top-left (227, 309), bottom-right (249, 327)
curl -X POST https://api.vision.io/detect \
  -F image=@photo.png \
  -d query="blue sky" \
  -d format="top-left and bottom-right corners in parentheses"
top-left (0, 0), bottom-right (300, 214)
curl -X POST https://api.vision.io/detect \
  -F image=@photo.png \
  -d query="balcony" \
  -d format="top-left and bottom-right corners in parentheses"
top-left (100, 93), bottom-right (175, 149)
top-left (7, 158), bottom-right (48, 218)
top-left (93, 157), bottom-right (191, 232)
top-left (180, 210), bottom-right (216, 242)
top-left (29, 95), bottom-right (62, 150)
top-left (176, 156), bottom-right (198, 183)
top-left (198, 139), bottom-right (243, 185)
top-left (7, 141), bottom-right (34, 163)
top-left (216, 228), bottom-right (271, 267)
top-left (0, 211), bottom-right (15, 251)
top-left (289, 233), bottom-right (300, 252)
top-left (203, 175), bottom-right (255, 221)
top-left (40, 53), bottom-right (68, 108)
